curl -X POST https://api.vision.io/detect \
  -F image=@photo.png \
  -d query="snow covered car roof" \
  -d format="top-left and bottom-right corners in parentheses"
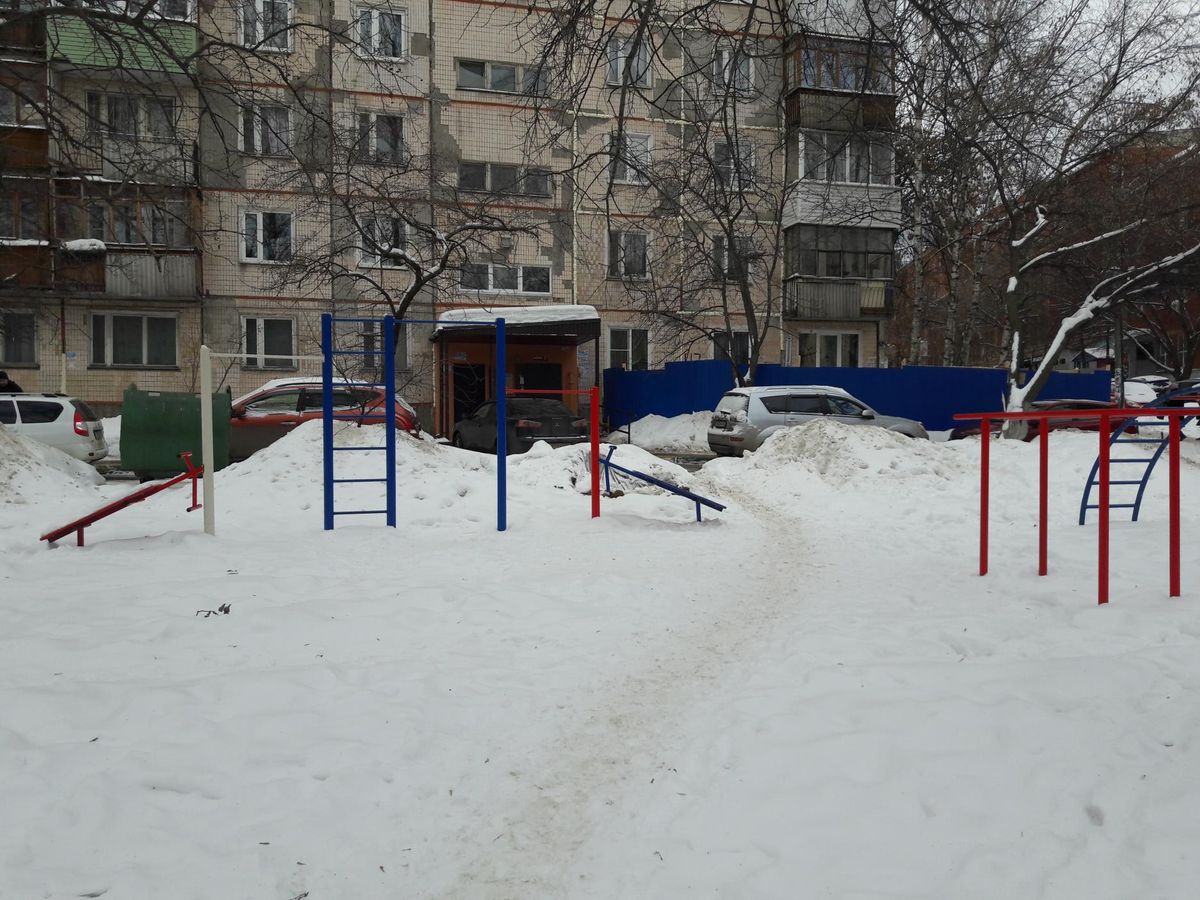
top-left (725, 385), bottom-right (854, 398)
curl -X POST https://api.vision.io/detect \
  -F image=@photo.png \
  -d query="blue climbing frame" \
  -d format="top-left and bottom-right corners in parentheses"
top-left (320, 313), bottom-right (508, 531)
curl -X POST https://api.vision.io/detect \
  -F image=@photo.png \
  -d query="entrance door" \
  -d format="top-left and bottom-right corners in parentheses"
top-left (515, 363), bottom-right (562, 392)
top-left (453, 364), bottom-right (488, 425)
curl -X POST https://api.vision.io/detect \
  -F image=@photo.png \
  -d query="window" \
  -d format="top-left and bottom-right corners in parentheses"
top-left (1, 312), bottom-right (35, 365)
top-left (713, 46), bottom-right (753, 97)
top-left (798, 332), bottom-right (860, 367)
top-left (0, 400), bottom-right (12, 424)
top-left (129, 0), bottom-right (191, 20)
top-left (712, 234), bottom-right (752, 281)
top-left (713, 140), bottom-right (754, 189)
top-left (608, 229), bottom-right (648, 279)
top-left (713, 331), bottom-right (752, 366)
top-left (16, 400), bottom-right (62, 423)
top-left (241, 0), bottom-right (291, 51)
top-left (356, 7), bottom-right (405, 59)
top-left (610, 131), bottom-right (651, 184)
top-left (458, 262), bottom-right (551, 294)
top-left (356, 112), bottom-right (404, 163)
top-left (86, 92), bottom-right (176, 139)
top-left (785, 225), bottom-right (893, 279)
top-left (81, 200), bottom-right (186, 246)
top-left (242, 210), bottom-right (292, 262)
top-left (456, 59), bottom-right (545, 95)
top-left (246, 389), bottom-right (301, 411)
top-left (458, 162), bottom-right (552, 197)
top-left (791, 40), bottom-right (891, 93)
top-left (607, 36), bottom-right (651, 87)
top-left (799, 131), bottom-right (891, 185)
top-left (0, 86), bottom-right (38, 126)
top-left (241, 104), bottom-right (291, 156)
top-left (0, 194), bottom-right (42, 240)
top-left (359, 215), bottom-right (407, 267)
top-left (243, 316), bottom-right (295, 368)
top-left (91, 313), bottom-right (177, 367)
top-left (609, 327), bottom-right (648, 371)
top-left (827, 395), bottom-right (866, 415)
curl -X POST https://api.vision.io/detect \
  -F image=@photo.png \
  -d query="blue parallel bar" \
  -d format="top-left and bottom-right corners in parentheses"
top-left (322, 314), bottom-right (334, 531)
top-left (329, 349), bottom-right (379, 357)
top-left (329, 413), bottom-right (389, 420)
top-left (333, 477), bottom-right (388, 484)
top-left (332, 509), bottom-right (389, 516)
top-left (384, 314), bottom-right (397, 528)
top-left (496, 317), bottom-right (506, 532)
top-left (332, 445), bottom-right (387, 451)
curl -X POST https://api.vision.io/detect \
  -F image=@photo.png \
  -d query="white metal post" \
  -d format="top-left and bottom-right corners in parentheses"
top-left (199, 344), bottom-right (215, 536)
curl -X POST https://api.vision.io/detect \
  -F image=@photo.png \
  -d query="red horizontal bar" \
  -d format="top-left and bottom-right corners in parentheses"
top-left (954, 408), bottom-right (1197, 422)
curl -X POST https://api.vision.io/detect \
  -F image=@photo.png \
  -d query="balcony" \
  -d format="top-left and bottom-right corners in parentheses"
top-left (105, 251), bottom-right (196, 297)
top-left (783, 277), bottom-right (892, 320)
top-left (0, 125), bottom-right (50, 171)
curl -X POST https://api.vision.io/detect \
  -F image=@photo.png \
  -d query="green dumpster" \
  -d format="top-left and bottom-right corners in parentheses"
top-left (120, 387), bottom-right (231, 479)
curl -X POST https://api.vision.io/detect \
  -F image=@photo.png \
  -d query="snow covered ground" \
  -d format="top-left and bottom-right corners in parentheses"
top-left (606, 411), bottom-right (712, 454)
top-left (3, 420), bottom-right (1200, 898)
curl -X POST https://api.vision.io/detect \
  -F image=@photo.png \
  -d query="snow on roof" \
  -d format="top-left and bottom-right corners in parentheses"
top-left (61, 239), bottom-right (106, 253)
top-left (435, 304), bottom-right (600, 330)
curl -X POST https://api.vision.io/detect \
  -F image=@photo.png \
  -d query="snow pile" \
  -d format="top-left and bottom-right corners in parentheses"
top-left (510, 440), bottom-right (692, 495)
top-left (0, 425), bottom-right (104, 505)
top-left (61, 238), bottom-right (107, 253)
top-left (101, 415), bottom-right (121, 463)
top-left (606, 411), bottom-right (712, 454)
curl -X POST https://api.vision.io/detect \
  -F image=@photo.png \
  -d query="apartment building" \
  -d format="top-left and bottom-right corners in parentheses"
top-left (0, 0), bottom-right (897, 424)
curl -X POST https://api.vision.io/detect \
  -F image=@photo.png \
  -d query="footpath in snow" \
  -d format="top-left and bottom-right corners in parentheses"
top-left (3, 419), bottom-right (1200, 898)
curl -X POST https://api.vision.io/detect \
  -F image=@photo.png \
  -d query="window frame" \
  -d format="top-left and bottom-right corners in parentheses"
top-left (90, 311), bottom-right (179, 369)
top-left (797, 331), bottom-right (861, 368)
top-left (241, 209), bottom-right (294, 263)
top-left (608, 325), bottom-right (649, 371)
top-left (355, 6), bottom-right (407, 60)
top-left (606, 36), bottom-right (652, 88)
top-left (713, 46), bottom-right (754, 97)
top-left (457, 161), bottom-right (553, 197)
top-left (0, 310), bottom-right (37, 366)
top-left (239, 103), bottom-right (292, 157)
top-left (610, 131), bottom-right (652, 185)
top-left (798, 130), bottom-right (893, 186)
top-left (240, 0), bottom-right (293, 52)
top-left (607, 228), bottom-right (651, 280)
top-left (713, 139), bottom-right (755, 190)
top-left (241, 315), bottom-right (297, 369)
top-left (458, 262), bottom-right (552, 295)
top-left (358, 214), bottom-right (408, 267)
top-left (712, 330), bottom-right (753, 367)
top-left (455, 58), bottom-right (544, 95)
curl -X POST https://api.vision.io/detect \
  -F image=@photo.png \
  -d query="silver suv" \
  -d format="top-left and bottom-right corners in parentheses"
top-left (708, 385), bottom-right (929, 456)
top-left (0, 393), bottom-right (108, 462)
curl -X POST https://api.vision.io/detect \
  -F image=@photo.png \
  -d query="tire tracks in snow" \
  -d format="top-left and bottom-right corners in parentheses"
top-left (430, 478), bottom-right (811, 898)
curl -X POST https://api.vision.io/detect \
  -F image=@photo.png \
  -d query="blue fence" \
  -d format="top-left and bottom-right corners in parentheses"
top-left (603, 362), bottom-right (1113, 432)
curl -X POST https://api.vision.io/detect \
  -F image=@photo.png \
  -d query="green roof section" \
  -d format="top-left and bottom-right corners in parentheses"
top-left (45, 15), bottom-right (197, 74)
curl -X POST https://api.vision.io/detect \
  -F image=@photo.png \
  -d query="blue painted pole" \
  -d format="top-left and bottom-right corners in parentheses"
top-left (321, 313), bottom-right (334, 531)
top-left (496, 317), bottom-right (506, 532)
top-left (384, 314), bottom-right (397, 528)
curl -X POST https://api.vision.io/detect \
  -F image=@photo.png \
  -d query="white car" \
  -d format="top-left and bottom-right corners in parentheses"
top-left (0, 393), bottom-right (108, 462)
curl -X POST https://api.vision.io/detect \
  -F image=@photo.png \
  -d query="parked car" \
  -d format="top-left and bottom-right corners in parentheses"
top-left (707, 385), bottom-right (929, 456)
top-left (948, 399), bottom-right (1137, 441)
top-left (452, 397), bottom-right (589, 454)
top-left (1117, 381), bottom-right (1159, 406)
top-left (0, 392), bottom-right (108, 462)
top-left (1126, 374), bottom-right (1171, 394)
top-left (230, 378), bottom-right (419, 462)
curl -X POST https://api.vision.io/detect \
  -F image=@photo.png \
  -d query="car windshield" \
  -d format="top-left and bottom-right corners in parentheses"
top-left (716, 394), bottom-right (749, 414)
top-left (507, 398), bottom-right (573, 417)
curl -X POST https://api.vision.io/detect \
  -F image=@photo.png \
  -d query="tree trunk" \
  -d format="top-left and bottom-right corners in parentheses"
top-left (941, 243), bottom-right (962, 365)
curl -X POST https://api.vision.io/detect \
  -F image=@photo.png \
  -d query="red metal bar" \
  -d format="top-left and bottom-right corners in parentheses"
top-left (1039, 418), bottom-right (1049, 576)
top-left (1098, 414), bottom-right (1110, 605)
top-left (590, 386), bottom-right (600, 519)
top-left (980, 417), bottom-right (990, 576)
top-left (1170, 415), bottom-right (1181, 597)
top-left (954, 407), bottom-right (1197, 422)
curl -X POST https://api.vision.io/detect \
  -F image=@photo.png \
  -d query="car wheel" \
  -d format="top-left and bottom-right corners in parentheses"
top-left (452, 432), bottom-right (465, 449)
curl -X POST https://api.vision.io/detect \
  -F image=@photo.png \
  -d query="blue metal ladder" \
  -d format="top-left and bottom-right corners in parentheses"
top-left (321, 313), bottom-right (397, 530)
top-left (1078, 384), bottom-right (1200, 524)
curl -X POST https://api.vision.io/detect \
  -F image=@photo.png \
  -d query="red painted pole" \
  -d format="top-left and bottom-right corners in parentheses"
top-left (590, 385), bottom-right (600, 519)
top-left (1170, 414), bottom-right (1181, 597)
top-left (1039, 416), bottom-right (1049, 576)
top-left (980, 417), bottom-right (990, 576)
top-left (1098, 413), bottom-right (1110, 605)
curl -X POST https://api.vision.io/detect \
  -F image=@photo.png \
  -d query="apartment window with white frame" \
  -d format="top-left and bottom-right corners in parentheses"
top-left (458, 162), bottom-right (551, 197)
top-left (607, 36), bottom-right (651, 87)
top-left (713, 330), bottom-right (752, 367)
top-left (798, 331), bottom-right (860, 367)
top-left (607, 229), bottom-right (649, 279)
top-left (459, 262), bottom-right (551, 294)
top-left (241, 0), bottom-right (291, 51)
top-left (91, 312), bottom-right (177, 367)
top-left (242, 316), bottom-right (296, 368)
top-left (86, 92), bottom-right (176, 139)
top-left (0, 311), bottom-right (36, 365)
top-left (711, 233), bottom-right (752, 281)
top-left (359, 215), bottom-right (407, 267)
top-left (610, 131), bottom-right (651, 184)
top-left (355, 7), bottom-right (405, 59)
top-left (128, 0), bottom-right (192, 20)
top-left (356, 112), bottom-right (404, 163)
top-left (241, 103), bottom-right (291, 156)
top-left (456, 59), bottom-right (545, 95)
top-left (0, 86), bottom-right (40, 126)
top-left (713, 46), bottom-right (753, 97)
top-left (713, 140), bottom-right (754, 189)
top-left (609, 326), bottom-right (648, 371)
top-left (800, 131), bottom-right (893, 185)
top-left (242, 210), bottom-right (292, 262)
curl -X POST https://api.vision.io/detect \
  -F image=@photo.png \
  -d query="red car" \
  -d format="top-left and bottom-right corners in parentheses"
top-left (230, 378), bottom-right (419, 461)
top-left (949, 399), bottom-right (1138, 441)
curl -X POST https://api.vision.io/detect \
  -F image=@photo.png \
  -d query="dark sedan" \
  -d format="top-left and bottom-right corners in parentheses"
top-left (452, 397), bottom-right (589, 454)
top-left (950, 399), bottom-right (1138, 441)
